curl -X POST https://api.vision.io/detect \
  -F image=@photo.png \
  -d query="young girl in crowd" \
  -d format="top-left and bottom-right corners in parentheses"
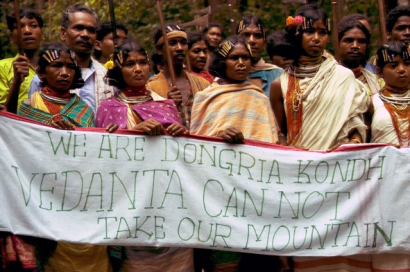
top-left (371, 41), bottom-right (410, 148)
top-left (96, 39), bottom-right (191, 272)
top-left (269, 4), bottom-right (369, 271)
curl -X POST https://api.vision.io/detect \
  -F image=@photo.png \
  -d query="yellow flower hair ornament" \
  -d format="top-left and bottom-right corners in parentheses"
top-left (104, 57), bottom-right (114, 70)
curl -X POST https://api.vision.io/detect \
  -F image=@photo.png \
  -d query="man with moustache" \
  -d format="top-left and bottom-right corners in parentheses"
top-left (338, 14), bottom-right (381, 94)
top-left (147, 24), bottom-right (209, 130)
top-left (28, 4), bottom-right (113, 113)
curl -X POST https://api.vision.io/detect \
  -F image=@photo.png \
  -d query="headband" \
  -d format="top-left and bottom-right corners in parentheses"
top-left (155, 31), bottom-right (188, 46)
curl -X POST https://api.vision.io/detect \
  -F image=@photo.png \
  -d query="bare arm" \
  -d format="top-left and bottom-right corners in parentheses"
top-left (269, 78), bottom-right (287, 145)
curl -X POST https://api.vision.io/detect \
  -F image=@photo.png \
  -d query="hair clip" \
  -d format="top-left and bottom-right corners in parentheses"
top-left (69, 50), bottom-right (78, 66)
top-left (166, 25), bottom-right (173, 33)
top-left (246, 43), bottom-right (253, 57)
top-left (42, 49), bottom-right (60, 63)
top-left (302, 17), bottom-right (313, 30)
top-left (326, 18), bottom-right (331, 32)
top-left (237, 20), bottom-right (245, 33)
top-left (381, 49), bottom-right (395, 62)
top-left (403, 49), bottom-right (410, 60)
top-left (144, 50), bottom-right (150, 63)
top-left (218, 41), bottom-right (234, 57)
top-left (116, 50), bottom-right (124, 67)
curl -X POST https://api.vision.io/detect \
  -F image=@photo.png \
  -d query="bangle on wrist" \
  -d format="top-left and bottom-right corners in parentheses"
top-left (350, 138), bottom-right (361, 144)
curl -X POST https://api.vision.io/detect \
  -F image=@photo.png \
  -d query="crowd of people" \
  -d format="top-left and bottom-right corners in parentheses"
top-left (1, 2), bottom-right (410, 272)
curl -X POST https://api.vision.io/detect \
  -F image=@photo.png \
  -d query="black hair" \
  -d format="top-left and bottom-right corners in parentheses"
top-left (61, 4), bottom-right (98, 29)
top-left (386, 5), bottom-right (410, 34)
top-left (150, 49), bottom-right (163, 74)
top-left (338, 15), bottom-right (371, 64)
top-left (343, 13), bottom-right (369, 24)
top-left (284, 4), bottom-right (330, 59)
top-left (94, 21), bottom-right (128, 59)
top-left (338, 15), bottom-right (370, 43)
top-left (376, 40), bottom-right (410, 69)
top-left (236, 15), bottom-right (266, 39)
top-left (96, 21), bottom-right (128, 41)
top-left (106, 39), bottom-right (149, 89)
top-left (187, 31), bottom-right (209, 49)
top-left (203, 21), bottom-right (224, 37)
top-left (152, 24), bottom-right (185, 50)
top-left (208, 35), bottom-right (251, 79)
top-left (6, 7), bottom-right (43, 31)
top-left (266, 30), bottom-right (297, 60)
top-left (37, 42), bottom-right (84, 89)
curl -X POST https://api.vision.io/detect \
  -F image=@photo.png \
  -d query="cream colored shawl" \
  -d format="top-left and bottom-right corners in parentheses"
top-left (371, 93), bottom-right (402, 145)
top-left (362, 68), bottom-right (381, 94)
top-left (280, 58), bottom-right (369, 150)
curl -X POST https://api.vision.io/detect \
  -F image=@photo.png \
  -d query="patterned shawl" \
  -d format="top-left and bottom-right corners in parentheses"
top-left (96, 91), bottom-right (181, 129)
top-left (18, 94), bottom-right (94, 127)
top-left (190, 80), bottom-right (278, 143)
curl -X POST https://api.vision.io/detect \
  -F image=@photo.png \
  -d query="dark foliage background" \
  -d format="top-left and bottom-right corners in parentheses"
top-left (0, 0), bottom-right (397, 60)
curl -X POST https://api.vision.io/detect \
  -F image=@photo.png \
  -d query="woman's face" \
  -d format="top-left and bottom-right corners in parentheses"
top-left (224, 43), bottom-right (251, 83)
top-left (240, 23), bottom-right (265, 59)
top-left (121, 51), bottom-right (150, 88)
top-left (188, 40), bottom-right (208, 73)
top-left (301, 19), bottom-right (329, 57)
top-left (205, 27), bottom-right (223, 48)
top-left (381, 55), bottom-right (410, 89)
top-left (41, 51), bottom-right (76, 92)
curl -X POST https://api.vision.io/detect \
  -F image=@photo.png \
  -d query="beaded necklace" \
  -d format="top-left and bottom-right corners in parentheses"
top-left (286, 56), bottom-right (324, 143)
top-left (116, 89), bottom-right (153, 105)
top-left (379, 86), bottom-right (410, 146)
top-left (40, 87), bottom-right (73, 122)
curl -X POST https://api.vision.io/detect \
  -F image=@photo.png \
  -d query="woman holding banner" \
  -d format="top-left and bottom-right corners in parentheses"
top-left (269, 4), bottom-right (371, 271)
top-left (190, 35), bottom-right (280, 271)
top-left (17, 42), bottom-right (111, 271)
top-left (96, 39), bottom-right (192, 272)
top-left (96, 39), bottom-right (186, 137)
top-left (369, 40), bottom-right (410, 272)
top-left (371, 41), bottom-right (410, 146)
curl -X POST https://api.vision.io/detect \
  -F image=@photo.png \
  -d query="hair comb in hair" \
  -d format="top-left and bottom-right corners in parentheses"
top-left (218, 41), bottom-right (234, 58)
top-left (41, 49), bottom-right (60, 63)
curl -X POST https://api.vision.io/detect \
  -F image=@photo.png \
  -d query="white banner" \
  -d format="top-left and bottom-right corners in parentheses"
top-left (0, 112), bottom-right (409, 256)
